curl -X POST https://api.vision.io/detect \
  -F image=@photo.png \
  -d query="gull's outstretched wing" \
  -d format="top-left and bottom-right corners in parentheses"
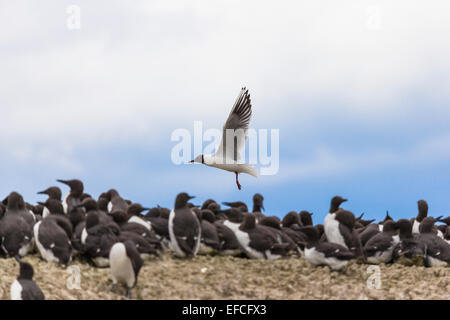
top-left (215, 87), bottom-right (252, 163)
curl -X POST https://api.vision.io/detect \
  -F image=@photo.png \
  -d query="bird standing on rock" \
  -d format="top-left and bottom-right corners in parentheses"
top-left (417, 217), bottom-right (450, 267)
top-left (301, 226), bottom-right (355, 271)
top-left (232, 213), bottom-right (290, 260)
top-left (109, 240), bottom-right (143, 299)
top-left (0, 192), bottom-right (34, 257)
top-left (364, 220), bottom-right (400, 264)
top-left (34, 199), bottom-right (73, 266)
top-left (412, 200), bottom-right (429, 235)
top-left (10, 257), bottom-right (45, 300)
top-left (324, 196), bottom-right (348, 247)
top-left (168, 193), bottom-right (201, 258)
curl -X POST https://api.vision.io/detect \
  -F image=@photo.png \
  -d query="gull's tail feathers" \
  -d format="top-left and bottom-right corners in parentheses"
top-left (240, 164), bottom-right (259, 178)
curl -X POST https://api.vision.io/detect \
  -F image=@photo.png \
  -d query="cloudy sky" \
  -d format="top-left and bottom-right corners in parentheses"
top-left (1, 1), bottom-right (449, 222)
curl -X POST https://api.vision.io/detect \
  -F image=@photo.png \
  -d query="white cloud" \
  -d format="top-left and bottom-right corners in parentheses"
top-left (1, 0), bottom-right (450, 170)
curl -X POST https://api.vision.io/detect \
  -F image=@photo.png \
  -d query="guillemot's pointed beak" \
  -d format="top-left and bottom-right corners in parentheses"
top-left (57, 179), bottom-right (69, 185)
top-left (37, 190), bottom-right (47, 195)
top-left (189, 160), bottom-right (195, 163)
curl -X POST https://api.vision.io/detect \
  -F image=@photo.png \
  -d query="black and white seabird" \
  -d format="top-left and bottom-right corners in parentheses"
top-left (214, 221), bottom-right (243, 256)
top-left (437, 216), bottom-right (450, 244)
top-left (118, 231), bottom-right (159, 260)
top-left (324, 196), bottom-right (348, 246)
top-left (10, 257), bottom-right (45, 300)
top-left (392, 219), bottom-right (426, 265)
top-left (364, 220), bottom-right (400, 264)
top-left (334, 209), bottom-right (364, 257)
top-left (83, 212), bottom-right (120, 267)
top-left (417, 217), bottom-right (450, 267)
top-left (258, 216), bottom-right (300, 255)
top-left (75, 197), bottom-right (118, 251)
top-left (119, 205), bottom-right (162, 256)
top-left (411, 200), bottom-right (429, 235)
top-left (0, 192), bottom-right (34, 257)
top-left (189, 88), bottom-right (258, 190)
top-left (105, 189), bottom-right (129, 215)
top-left (280, 213), bottom-right (307, 251)
top-left (30, 203), bottom-right (44, 219)
top-left (3, 192), bottom-right (35, 227)
top-left (282, 211), bottom-right (302, 229)
top-left (301, 226), bottom-right (355, 270)
top-left (34, 199), bottom-right (73, 266)
top-left (410, 200), bottom-right (444, 238)
top-left (145, 211), bottom-right (170, 250)
top-left (168, 193), bottom-right (201, 258)
top-left (324, 197), bottom-right (363, 256)
top-left (57, 179), bottom-right (84, 214)
top-left (252, 193), bottom-right (266, 222)
top-left (125, 203), bottom-right (152, 231)
top-left (231, 213), bottom-right (290, 260)
top-left (359, 223), bottom-right (381, 247)
top-left (109, 240), bottom-right (143, 298)
top-left (197, 210), bottom-right (221, 255)
top-left (37, 187), bottom-right (62, 218)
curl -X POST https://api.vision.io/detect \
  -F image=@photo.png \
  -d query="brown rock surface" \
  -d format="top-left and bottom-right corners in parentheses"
top-left (1, 254), bottom-right (448, 300)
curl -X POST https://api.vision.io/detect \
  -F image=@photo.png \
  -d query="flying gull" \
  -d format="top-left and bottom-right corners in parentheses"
top-left (190, 87), bottom-right (258, 190)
